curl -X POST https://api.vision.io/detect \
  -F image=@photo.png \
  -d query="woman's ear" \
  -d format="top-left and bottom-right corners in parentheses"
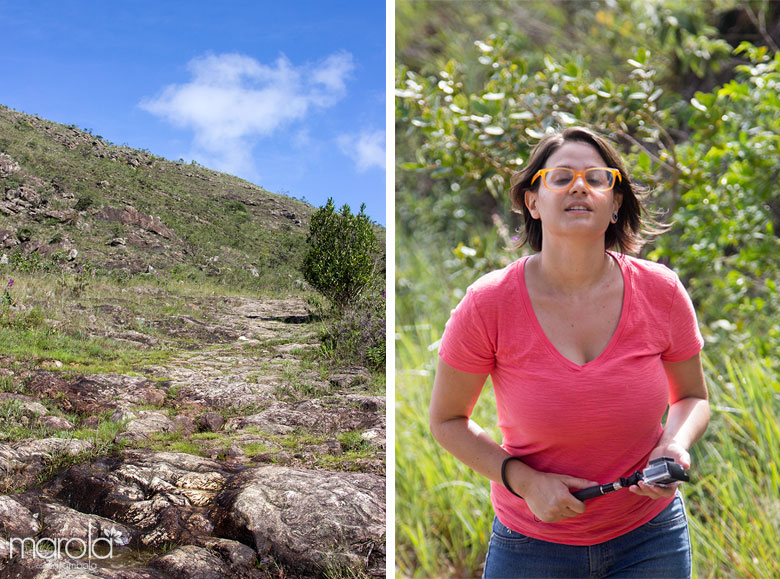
top-left (525, 189), bottom-right (539, 219)
top-left (612, 191), bottom-right (623, 215)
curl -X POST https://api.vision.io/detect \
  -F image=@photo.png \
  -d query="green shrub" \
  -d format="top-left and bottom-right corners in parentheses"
top-left (650, 43), bottom-right (780, 359)
top-left (302, 198), bottom-right (379, 310)
top-left (7, 252), bottom-right (54, 273)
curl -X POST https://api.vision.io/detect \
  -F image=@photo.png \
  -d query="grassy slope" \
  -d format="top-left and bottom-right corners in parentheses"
top-left (0, 104), bottom-right (313, 292)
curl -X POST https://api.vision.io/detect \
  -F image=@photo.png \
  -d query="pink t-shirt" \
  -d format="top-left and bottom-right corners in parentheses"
top-left (438, 251), bottom-right (703, 545)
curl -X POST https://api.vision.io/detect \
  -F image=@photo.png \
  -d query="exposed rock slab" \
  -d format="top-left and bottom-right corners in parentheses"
top-left (49, 452), bottom-right (235, 550)
top-left (19, 452), bottom-right (387, 576)
top-left (215, 465), bottom-right (385, 576)
top-left (0, 439), bottom-right (94, 492)
top-left (226, 396), bottom-right (386, 444)
top-left (149, 544), bottom-right (245, 578)
top-left (25, 373), bottom-right (167, 415)
top-left (98, 206), bottom-right (176, 240)
top-left (0, 495), bottom-right (41, 538)
top-left (115, 412), bottom-right (176, 443)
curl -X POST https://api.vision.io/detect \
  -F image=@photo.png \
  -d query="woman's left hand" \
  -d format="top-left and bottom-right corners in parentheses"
top-left (628, 442), bottom-right (690, 499)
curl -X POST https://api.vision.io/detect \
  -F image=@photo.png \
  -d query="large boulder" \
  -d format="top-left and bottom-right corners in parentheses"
top-left (215, 465), bottom-right (385, 576)
top-left (0, 495), bottom-right (41, 538)
top-left (50, 452), bottom-right (236, 549)
top-left (149, 543), bottom-right (257, 578)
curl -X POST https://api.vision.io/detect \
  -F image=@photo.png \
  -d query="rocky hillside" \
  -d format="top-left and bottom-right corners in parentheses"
top-left (0, 104), bottom-right (313, 289)
top-left (0, 106), bottom-right (385, 577)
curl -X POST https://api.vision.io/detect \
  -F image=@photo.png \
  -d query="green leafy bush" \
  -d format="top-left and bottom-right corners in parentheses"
top-left (74, 192), bottom-right (96, 212)
top-left (303, 198), bottom-right (379, 310)
top-left (650, 43), bottom-right (780, 357)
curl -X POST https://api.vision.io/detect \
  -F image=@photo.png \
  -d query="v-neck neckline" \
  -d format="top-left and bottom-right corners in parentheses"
top-left (517, 251), bottom-right (632, 371)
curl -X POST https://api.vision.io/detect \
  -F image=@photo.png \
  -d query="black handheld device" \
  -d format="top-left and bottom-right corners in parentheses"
top-left (572, 457), bottom-right (689, 501)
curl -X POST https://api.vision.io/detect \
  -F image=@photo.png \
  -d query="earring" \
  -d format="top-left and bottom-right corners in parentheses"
top-left (611, 212), bottom-right (618, 223)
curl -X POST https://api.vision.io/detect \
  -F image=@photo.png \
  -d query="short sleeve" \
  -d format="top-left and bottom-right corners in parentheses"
top-left (661, 276), bottom-right (704, 362)
top-left (438, 287), bottom-right (496, 374)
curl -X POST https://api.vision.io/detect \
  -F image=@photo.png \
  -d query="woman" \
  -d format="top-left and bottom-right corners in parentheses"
top-left (429, 127), bottom-right (709, 578)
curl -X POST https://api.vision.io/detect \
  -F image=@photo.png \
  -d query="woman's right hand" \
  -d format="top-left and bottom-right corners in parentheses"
top-left (512, 468), bottom-right (598, 523)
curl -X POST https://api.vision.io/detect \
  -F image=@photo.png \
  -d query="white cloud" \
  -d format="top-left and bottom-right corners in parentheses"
top-left (310, 52), bottom-right (354, 102)
top-left (337, 129), bottom-right (386, 172)
top-left (291, 128), bottom-right (313, 149)
top-left (139, 51), bottom-right (354, 176)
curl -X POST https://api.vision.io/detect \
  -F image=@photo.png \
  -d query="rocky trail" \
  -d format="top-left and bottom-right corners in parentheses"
top-left (0, 293), bottom-right (386, 577)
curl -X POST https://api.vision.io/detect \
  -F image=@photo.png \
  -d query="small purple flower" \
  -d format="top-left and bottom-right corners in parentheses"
top-left (6, 279), bottom-right (13, 289)
top-left (511, 236), bottom-right (520, 242)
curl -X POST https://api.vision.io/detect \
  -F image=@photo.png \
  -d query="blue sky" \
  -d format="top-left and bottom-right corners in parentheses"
top-left (0, 1), bottom-right (387, 224)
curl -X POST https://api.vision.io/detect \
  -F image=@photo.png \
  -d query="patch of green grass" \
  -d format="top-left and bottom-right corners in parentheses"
top-left (0, 272), bottom-right (208, 374)
top-left (396, 323), bottom-right (494, 578)
top-left (70, 417), bottom-right (125, 445)
top-left (364, 372), bottom-right (385, 396)
top-left (337, 430), bottom-right (372, 454)
top-left (135, 430), bottom-right (213, 455)
top-left (316, 452), bottom-right (378, 472)
top-left (0, 324), bottom-right (174, 374)
top-left (0, 399), bottom-right (46, 441)
top-left (242, 441), bottom-right (275, 457)
top-left (0, 374), bottom-right (24, 394)
top-left (168, 440), bottom-right (203, 455)
top-left (321, 556), bottom-right (374, 579)
top-left (191, 431), bottom-right (225, 441)
top-left (685, 354), bottom-right (780, 578)
top-left (269, 430), bottom-right (326, 451)
top-left (165, 383), bottom-right (181, 401)
top-left (0, 399), bottom-right (83, 443)
top-left (273, 361), bottom-right (332, 401)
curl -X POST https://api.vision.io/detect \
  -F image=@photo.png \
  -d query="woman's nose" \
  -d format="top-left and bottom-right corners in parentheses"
top-left (570, 174), bottom-right (588, 192)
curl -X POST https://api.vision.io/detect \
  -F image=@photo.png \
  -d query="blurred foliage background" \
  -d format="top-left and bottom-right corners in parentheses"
top-left (395, 1), bottom-right (780, 577)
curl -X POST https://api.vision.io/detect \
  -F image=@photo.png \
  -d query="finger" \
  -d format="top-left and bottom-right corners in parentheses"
top-left (628, 483), bottom-right (653, 496)
top-left (628, 484), bottom-right (652, 497)
top-left (630, 480), bottom-right (678, 498)
top-left (560, 491), bottom-right (589, 514)
top-left (553, 507), bottom-right (576, 522)
top-left (643, 479), bottom-right (680, 493)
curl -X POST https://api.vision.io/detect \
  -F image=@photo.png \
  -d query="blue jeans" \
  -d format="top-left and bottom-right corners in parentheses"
top-left (483, 494), bottom-right (691, 578)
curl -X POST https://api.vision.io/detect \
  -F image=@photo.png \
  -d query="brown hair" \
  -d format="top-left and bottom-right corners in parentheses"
top-left (509, 127), bottom-right (661, 254)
